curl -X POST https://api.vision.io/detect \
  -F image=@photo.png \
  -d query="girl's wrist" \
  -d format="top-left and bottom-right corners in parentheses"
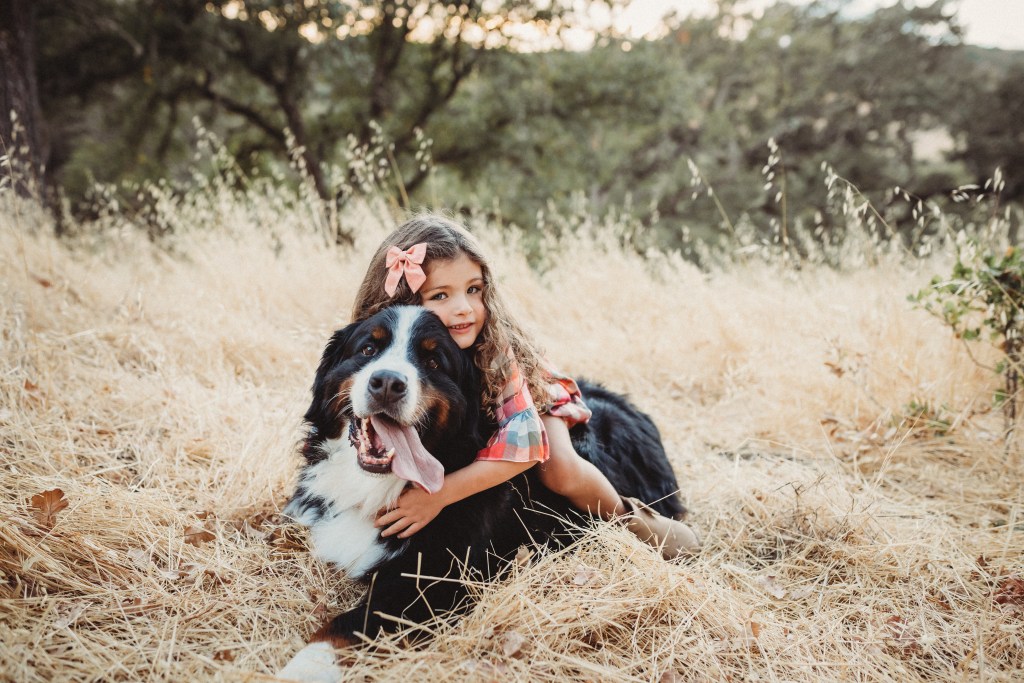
top-left (435, 474), bottom-right (457, 506)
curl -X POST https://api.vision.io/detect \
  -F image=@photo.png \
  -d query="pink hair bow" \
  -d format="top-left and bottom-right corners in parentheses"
top-left (384, 243), bottom-right (428, 296)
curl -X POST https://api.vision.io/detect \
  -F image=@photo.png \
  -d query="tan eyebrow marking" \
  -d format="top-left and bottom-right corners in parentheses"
top-left (421, 338), bottom-right (438, 351)
top-left (371, 327), bottom-right (386, 340)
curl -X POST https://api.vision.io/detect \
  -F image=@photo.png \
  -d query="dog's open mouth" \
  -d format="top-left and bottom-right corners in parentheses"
top-left (348, 415), bottom-right (445, 493)
top-left (350, 417), bottom-right (396, 474)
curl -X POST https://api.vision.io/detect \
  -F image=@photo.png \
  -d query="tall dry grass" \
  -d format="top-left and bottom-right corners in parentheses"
top-left (1, 173), bottom-right (1022, 682)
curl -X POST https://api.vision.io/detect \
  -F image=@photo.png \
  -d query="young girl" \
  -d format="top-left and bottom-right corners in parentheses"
top-left (354, 214), bottom-right (701, 560)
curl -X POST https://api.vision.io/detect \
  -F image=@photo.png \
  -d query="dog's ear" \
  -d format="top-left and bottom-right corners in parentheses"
top-left (304, 323), bottom-right (357, 427)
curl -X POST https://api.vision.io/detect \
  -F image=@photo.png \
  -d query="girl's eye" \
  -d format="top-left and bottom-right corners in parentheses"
top-left (430, 292), bottom-right (448, 301)
top-left (468, 285), bottom-right (482, 295)
top-left (361, 344), bottom-right (376, 356)
top-left (425, 357), bottom-right (439, 370)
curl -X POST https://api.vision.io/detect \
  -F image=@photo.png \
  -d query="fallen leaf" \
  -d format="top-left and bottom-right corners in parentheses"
top-left (994, 575), bottom-right (1024, 608)
top-left (23, 379), bottom-right (44, 403)
top-left (927, 593), bottom-right (952, 611)
top-left (230, 510), bottom-right (274, 532)
top-left (755, 574), bottom-right (787, 600)
top-left (121, 597), bottom-right (148, 616)
top-left (268, 525), bottom-right (308, 552)
top-left (213, 649), bottom-right (235, 662)
top-left (307, 588), bottom-right (329, 621)
top-left (499, 630), bottom-right (527, 658)
top-left (884, 615), bottom-right (922, 653)
top-left (184, 525), bottom-right (216, 546)
top-left (127, 548), bottom-right (151, 569)
top-left (581, 630), bottom-right (604, 649)
top-left (461, 659), bottom-right (508, 677)
top-left (311, 601), bottom-right (328, 622)
top-left (182, 563), bottom-right (226, 585)
top-left (239, 519), bottom-right (270, 541)
top-left (54, 603), bottom-right (87, 629)
top-left (32, 274), bottom-right (53, 288)
top-left (789, 586), bottom-right (815, 600)
top-left (573, 564), bottom-right (600, 586)
top-left (29, 489), bottom-right (68, 528)
top-left (747, 621), bottom-right (761, 639)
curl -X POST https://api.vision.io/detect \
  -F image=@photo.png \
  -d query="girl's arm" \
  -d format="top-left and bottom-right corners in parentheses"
top-left (375, 459), bottom-right (536, 538)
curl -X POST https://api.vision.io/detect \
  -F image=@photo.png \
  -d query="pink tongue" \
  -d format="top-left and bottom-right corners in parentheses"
top-left (369, 416), bottom-right (445, 493)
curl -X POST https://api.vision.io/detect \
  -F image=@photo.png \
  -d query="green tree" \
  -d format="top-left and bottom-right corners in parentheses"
top-left (417, 0), bottom-right (972, 247)
top-left (34, 0), bottom-right (587, 235)
top-left (950, 62), bottom-right (1024, 202)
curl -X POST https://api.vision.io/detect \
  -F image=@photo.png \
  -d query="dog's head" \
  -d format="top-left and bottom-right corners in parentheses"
top-left (304, 306), bottom-right (484, 492)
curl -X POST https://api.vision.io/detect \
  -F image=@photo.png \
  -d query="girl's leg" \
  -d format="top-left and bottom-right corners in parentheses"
top-left (538, 415), bottom-right (625, 519)
top-left (539, 416), bottom-right (701, 559)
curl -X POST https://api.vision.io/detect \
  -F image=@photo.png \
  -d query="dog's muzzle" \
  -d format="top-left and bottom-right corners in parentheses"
top-left (366, 369), bottom-right (408, 412)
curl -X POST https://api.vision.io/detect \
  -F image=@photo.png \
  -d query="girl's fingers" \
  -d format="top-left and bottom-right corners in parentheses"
top-left (381, 517), bottom-right (413, 537)
top-left (375, 508), bottom-right (401, 527)
top-left (397, 522), bottom-right (424, 539)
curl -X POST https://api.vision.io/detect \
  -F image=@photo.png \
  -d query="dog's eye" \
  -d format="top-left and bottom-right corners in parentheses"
top-left (425, 357), bottom-right (439, 370)
top-left (360, 344), bottom-right (376, 356)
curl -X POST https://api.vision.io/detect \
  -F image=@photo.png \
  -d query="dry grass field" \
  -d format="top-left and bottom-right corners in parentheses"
top-left (1, 183), bottom-right (1022, 682)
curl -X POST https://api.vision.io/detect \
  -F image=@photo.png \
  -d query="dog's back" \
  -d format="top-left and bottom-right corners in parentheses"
top-left (572, 380), bottom-right (686, 519)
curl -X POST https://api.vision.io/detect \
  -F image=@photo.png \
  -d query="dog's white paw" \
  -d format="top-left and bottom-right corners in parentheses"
top-left (276, 642), bottom-right (344, 683)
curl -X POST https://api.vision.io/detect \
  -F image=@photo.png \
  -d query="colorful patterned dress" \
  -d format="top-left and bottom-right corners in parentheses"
top-left (475, 354), bottom-right (592, 464)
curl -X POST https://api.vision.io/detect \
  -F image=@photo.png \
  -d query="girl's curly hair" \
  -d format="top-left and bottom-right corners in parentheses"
top-left (351, 213), bottom-right (550, 416)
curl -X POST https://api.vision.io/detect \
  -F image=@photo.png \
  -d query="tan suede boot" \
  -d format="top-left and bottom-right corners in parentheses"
top-left (619, 496), bottom-right (701, 561)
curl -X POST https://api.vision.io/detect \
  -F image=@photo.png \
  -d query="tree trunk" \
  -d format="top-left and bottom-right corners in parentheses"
top-left (0, 0), bottom-right (46, 198)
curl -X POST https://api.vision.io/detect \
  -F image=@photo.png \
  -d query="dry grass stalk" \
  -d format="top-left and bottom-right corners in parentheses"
top-left (1, 195), bottom-right (1022, 682)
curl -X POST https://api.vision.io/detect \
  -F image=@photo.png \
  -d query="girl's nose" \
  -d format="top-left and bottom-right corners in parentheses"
top-left (451, 294), bottom-right (472, 315)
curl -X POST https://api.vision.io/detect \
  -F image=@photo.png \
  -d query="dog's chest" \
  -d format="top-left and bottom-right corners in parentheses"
top-left (287, 436), bottom-right (406, 579)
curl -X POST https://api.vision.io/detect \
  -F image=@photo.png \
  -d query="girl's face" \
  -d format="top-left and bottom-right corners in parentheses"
top-left (419, 253), bottom-right (487, 349)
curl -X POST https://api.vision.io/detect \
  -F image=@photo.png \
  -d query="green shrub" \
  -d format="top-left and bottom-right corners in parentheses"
top-left (911, 238), bottom-right (1023, 435)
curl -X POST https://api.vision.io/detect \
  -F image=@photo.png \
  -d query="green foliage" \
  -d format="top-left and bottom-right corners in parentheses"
top-left (900, 398), bottom-right (952, 437)
top-left (23, 0), bottom-right (1024, 251)
top-left (913, 245), bottom-right (1023, 344)
top-left (34, 0), bottom-right (586, 230)
top-left (424, 0), bottom-right (980, 245)
top-left (949, 60), bottom-right (1024, 201)
top-left (911, 210), bottom-right (1024, 431)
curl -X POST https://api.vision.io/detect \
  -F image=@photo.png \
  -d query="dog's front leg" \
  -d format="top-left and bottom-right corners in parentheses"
top-left (275, 630), bottom-right (358, 682)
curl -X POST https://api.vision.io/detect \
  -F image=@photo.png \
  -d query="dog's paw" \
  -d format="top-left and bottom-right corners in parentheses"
top-left (276, 642), bottom-right (345, 683)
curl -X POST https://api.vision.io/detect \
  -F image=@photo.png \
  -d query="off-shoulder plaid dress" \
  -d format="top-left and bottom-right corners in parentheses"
top-left (475, 354), bottom-right (592, 464)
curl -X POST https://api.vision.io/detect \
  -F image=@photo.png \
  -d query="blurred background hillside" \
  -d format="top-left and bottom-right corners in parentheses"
top-left (2, 0), bottom-right (1022, 251)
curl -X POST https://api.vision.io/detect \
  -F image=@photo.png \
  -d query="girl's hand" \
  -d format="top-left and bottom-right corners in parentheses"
top-left (375, 486), bottom-right (447, 538)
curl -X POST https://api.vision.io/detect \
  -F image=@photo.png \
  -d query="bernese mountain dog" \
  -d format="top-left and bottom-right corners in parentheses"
top-left (277, 306), bottom-right (685, 681)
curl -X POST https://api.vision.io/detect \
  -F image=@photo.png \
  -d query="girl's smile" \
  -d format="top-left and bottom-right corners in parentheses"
top-left (419, 253), bottom-right (487, 349)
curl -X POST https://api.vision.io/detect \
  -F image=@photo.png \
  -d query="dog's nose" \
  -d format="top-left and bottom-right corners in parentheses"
top-left (368, 370), bottom-right (408, 405)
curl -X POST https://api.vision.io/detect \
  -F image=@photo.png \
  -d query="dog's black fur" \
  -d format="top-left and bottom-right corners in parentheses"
top-left (285, 306), bottom-right (685, 644)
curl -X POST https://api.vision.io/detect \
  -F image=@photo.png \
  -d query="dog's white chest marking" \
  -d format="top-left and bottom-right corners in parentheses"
top-left (285, 437), bottom-right (406, 579)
